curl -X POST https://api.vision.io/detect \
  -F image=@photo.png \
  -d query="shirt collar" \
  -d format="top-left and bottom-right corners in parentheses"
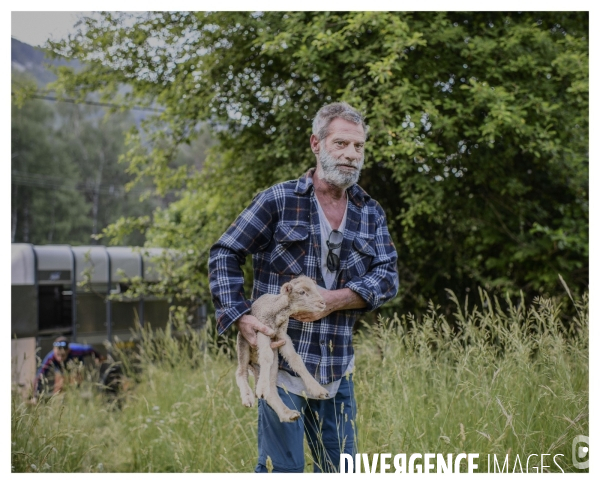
top-left (294, 167), bottom-right (371, 208)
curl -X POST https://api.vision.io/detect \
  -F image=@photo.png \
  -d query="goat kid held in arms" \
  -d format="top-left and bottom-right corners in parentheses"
top-left (209, 102), bottom-right (399, 473)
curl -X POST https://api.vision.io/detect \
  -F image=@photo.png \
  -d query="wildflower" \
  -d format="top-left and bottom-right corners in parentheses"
top-left (97, 463), bottom-right (104, 471)
top-left (30, 464), bottom-right (37, 471)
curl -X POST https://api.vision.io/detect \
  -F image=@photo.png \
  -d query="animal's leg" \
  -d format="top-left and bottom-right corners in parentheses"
top-left (235, 333), bottom-right (254, 407)
top-left (264, 353), bottom-right (301, 423)
top-left (254, 332), bottom-right (275, 399)
top-left (251, 362), bottom-right (260, 384)
top-left (279, 334), bottom-right (329, 399)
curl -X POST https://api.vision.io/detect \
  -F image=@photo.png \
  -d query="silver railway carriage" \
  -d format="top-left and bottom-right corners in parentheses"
top-left (11, 243), bottom-right (206, 391)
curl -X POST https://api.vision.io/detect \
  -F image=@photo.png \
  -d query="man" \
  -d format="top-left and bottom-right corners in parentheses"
top-left (209, 102), bottom-right (399, 472)
top-left (35, 336), bottom-right (101, 397)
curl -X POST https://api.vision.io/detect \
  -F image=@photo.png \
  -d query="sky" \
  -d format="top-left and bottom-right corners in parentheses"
top-left (11, 11), bottom-right (92, 47)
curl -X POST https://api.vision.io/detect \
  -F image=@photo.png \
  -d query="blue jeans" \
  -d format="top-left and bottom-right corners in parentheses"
top-left (255, 373), bottom-right (357, 473)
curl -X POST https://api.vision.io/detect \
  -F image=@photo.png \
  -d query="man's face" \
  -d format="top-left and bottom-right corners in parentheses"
top-left (53, 343), bottom-right (69, 362)
top-left (313, 118), bottom-right (366, 189)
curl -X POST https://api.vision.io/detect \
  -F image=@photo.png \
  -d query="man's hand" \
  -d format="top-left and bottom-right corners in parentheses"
top-left (292, 287), bottom-right (367, 322)
top-left (235, 314), bottom-right (286, 349)
top-left (292, 308), bottom-right (333, 322)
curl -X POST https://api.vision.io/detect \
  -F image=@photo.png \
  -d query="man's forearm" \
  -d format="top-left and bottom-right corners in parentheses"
top-left (324, 288), bottom-right (367, 312)
top-left (291, 287), bottom-right (367, 322)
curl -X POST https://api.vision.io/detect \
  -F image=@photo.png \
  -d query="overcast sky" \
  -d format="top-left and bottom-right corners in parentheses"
top-left (11, 11), bottom-right (92, 47)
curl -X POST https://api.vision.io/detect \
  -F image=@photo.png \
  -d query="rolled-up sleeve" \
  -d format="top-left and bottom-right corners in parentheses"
top-left (344, 206), bottom-right (399, 311)
top-left (208, 190), bottom-right (274, 334)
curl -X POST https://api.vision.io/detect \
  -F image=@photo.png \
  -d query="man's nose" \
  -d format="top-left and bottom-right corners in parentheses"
top-left (342, 146), bottom-right (359, 161)
top-left (344, 148), bottom-right (359, 161)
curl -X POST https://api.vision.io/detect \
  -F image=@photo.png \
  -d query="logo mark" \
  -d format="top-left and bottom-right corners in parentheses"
top-left (572, 435), bottom-right (589, 470)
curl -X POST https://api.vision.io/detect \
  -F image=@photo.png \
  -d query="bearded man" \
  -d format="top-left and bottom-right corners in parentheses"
top-left (208, 102), bottom-right (399, 473)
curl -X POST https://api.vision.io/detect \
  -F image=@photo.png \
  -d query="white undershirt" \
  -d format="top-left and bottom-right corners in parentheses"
top-left (315, 194), bottom-right (348, 289)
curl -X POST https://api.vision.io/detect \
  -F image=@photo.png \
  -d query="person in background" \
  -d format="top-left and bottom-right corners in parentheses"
top-left (34, 336), bottom-right (102, 398)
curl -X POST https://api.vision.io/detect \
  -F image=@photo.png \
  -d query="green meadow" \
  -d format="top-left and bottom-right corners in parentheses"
top-left (12, 290), bottom-right (588, 473)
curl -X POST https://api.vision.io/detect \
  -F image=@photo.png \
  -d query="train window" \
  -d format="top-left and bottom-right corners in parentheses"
top-left (38, 285), bottom-right (72, 334)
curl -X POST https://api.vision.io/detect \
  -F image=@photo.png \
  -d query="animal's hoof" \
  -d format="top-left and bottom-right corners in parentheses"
top-left (281, 411), bottom-right (301, 422)
top-left (255, 385), bottom-right (269, 399)
top-left (309, 385), bottom-right (329, 399)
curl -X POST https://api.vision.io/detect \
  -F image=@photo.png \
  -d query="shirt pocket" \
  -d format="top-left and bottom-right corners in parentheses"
top-left (346, 236), bottom-right (376, 278)
top-left (270, 223), bottom-right (309, 275)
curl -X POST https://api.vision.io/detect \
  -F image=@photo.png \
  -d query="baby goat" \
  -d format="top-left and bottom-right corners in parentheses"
top-left (236, 276), bottom-right (329, 422)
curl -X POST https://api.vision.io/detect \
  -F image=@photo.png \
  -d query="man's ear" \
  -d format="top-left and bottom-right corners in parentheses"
top-left (310, 134), bottom-right (320, 154)
top-left (281, 283), bottom-right (292, 295)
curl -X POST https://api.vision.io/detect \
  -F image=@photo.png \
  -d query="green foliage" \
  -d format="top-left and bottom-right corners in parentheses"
top-left (11, 73), bottom-right (91, 244)
top-left (11, 292), bottom-right (588, 472)
top-left (11, 71), bottom-right (164, 246)
top-left (46, 12), bottom-right (588, 313)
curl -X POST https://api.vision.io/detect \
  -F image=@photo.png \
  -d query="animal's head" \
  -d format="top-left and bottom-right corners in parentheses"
top-left (280, 276), bottom-right (326, 313)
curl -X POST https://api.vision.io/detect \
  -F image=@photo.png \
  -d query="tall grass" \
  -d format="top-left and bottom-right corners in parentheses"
top-left (12, 290), bottom-right (588, 472)
top-left (354, 289), bottom-right (588, 473)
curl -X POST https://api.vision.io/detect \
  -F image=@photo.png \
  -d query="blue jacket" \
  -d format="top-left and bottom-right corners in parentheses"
top-left (36, 343), bottom-right (100, 393)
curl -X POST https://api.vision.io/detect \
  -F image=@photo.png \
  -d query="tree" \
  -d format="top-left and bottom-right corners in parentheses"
top-left (46, 11), bottom-right (589, 314)
top-left (11, 71), bottom-right (169, 247)
top-left (53, 102), bottom-right (160, 246)
top-left (11, 73), bottom-right (91, 244)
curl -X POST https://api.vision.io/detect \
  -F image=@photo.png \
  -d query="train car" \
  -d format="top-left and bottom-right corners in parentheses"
top-left (11, 243), bottom-right (206, 393)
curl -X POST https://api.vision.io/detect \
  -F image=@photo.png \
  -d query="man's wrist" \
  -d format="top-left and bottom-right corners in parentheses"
top-left (236, 313), bottom-right (251, 326)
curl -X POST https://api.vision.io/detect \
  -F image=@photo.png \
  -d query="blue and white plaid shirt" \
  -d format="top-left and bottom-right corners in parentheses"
top-left (208, 168), bottom-right (399, 384)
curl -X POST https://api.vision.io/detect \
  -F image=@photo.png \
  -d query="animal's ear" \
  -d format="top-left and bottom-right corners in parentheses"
top-left (281, 282), bottom-right (293, 294)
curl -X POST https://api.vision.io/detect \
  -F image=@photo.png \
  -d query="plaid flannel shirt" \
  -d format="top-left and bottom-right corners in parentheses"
top-left (208, 168), bottom-right (399, 384)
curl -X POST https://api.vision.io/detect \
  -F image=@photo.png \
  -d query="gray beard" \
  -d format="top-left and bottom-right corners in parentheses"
top-left (316, 145), bottom-right (364, 189)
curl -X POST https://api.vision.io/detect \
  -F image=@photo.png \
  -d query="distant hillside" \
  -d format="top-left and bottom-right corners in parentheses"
top-left (11, 37), bottom-right (152, 126)
top-left (11, 37), bottom-right (80, 87)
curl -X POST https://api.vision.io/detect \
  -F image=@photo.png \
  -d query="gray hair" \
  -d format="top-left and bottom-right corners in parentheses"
top-left (312, 102), bottom-right (368, 141)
